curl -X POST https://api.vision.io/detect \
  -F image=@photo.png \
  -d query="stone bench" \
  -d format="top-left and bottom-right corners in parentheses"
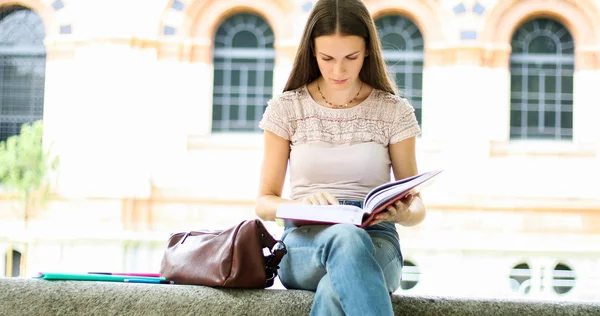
top-left (1, 278), bottom-right (599, 315)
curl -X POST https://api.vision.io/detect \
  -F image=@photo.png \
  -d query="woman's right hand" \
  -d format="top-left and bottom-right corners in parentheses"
top-left (301, 192), bottom-right (339, 205)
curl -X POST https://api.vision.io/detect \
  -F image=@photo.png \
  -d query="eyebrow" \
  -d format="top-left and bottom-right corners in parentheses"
top-left (318, 51), bottom-right (360, 58)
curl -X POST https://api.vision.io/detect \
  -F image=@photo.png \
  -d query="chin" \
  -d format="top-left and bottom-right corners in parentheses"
top-left (329, 77), bottom-right (357, 87)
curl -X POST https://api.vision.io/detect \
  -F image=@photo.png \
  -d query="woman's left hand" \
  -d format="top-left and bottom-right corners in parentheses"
top-left (368, 194), bottom-right (414, 226)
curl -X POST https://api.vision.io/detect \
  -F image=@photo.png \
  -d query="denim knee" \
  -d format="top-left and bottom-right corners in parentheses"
top-left (323, 224), bottom-right (374, 255)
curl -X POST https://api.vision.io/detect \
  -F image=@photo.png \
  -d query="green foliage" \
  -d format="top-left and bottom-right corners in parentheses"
top-left (0, 120), bottom-right (59, 222)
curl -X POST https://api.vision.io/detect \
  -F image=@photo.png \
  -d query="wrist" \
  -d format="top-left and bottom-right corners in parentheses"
top-left (397, 196), bottom-right (424, 226)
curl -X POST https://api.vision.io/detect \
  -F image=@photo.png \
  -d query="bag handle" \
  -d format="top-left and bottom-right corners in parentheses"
top-left (254, 219), bottom-right (288, 287)
top-left (263, 240), bottom-right (287, 287)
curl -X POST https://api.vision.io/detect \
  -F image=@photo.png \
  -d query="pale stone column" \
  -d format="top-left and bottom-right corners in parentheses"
top-left (421, 45), bottom-right (495, 161)
top-left (44, 39), bottom-right (156, 199)
top-left (481, 45), bottom-right (513, 143)
top-left (148, 37), bottom-right (215, 189)
top-left (156, 38), bottom-right (214, 138)
top-left (273, 41), bottom-right (297, 95)
top-left (573, 49), bottom-right (600, 147)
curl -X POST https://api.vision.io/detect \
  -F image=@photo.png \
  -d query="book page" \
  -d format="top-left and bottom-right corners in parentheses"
top-left (363, 170), bottom-right (443, 212)
top-left (276, 204), bottom-right (366, 226)
top-left (364, 185), bottom-right (412, 212)
top-left (363, 173), bottom-right (422, 203)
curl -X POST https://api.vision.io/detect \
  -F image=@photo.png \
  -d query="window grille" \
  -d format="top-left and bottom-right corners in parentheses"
top-left (0, 6), bottom-right (46, 143)
top-left (399, 259), bottom-right (420, 290)
top-left (509, 262), bottom-right (533, 294)
top-left (212, 13), bottom-right (275, 132)
top-left (509, 18), bottom-right (574, 140)
top-left (552, 262), bottom-right (576, 295)
top-left (375, 15), bottom-right (424, 127)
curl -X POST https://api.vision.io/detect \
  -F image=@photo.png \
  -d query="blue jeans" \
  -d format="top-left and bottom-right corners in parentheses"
top-left (278, 201), bottom-right (403, 316)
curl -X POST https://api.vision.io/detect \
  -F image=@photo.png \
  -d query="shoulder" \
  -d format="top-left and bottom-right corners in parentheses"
top-left (259, 86), bottom-right (309, 139)
top-left (367, 89), bottom-right (415, 119)
top-left (372, 89), bottom-right (414, 110)
top-left (270, 86), bottom-right (306, 106)
top-left (265, 86), bottom-right (309, 115)
top-left (369, 90), bottom-right (421, 143)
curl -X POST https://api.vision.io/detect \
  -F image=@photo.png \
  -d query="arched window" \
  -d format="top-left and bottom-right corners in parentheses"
top-left (509, 18), bottom-right (574, 140)
top-left (212, 13), bottom-right (275, 132)
top-left (375, 15), bottom-right (424, 126)
top-left (4, 249), bottom-right (21, 277)
top-left (552, 262), bottom-right (576, 295)
top-left (509, 262), bottom-right (532, 295)
top-left (0, 6), bottom-right (46, 143)
top-left (399, 259), bottom-right (420, 290)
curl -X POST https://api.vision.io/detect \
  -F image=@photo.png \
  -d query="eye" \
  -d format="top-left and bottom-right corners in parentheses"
top-left (347, 57), bottom-right (358, 60)
top-left (321, 57), bottom-right (333, 61)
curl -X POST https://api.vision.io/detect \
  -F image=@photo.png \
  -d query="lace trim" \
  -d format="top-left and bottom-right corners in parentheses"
top-left (259, 87), bottom-right (421, 146)
top-left (291, 116), bottom-right (392, 145)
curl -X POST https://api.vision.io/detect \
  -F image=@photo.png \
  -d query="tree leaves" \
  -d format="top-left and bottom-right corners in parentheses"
top-left (0, 120), bottom-right (59, 222)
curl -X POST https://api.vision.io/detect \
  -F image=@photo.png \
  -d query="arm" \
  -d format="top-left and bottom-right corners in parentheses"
top-left (255, 131), bottom-right (301, 221)
top-left (389, 136), bottom-right (426, 227)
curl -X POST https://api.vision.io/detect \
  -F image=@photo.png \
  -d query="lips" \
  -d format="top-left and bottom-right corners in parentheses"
top-left (332, 79), bottom-right (347, 84)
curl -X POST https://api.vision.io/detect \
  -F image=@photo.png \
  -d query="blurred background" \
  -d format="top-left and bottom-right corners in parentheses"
top-left (1, 0), bottom-right (599, 302)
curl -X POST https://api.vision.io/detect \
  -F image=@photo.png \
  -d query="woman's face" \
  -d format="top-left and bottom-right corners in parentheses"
top-left (313, 33), bottom-right (367, 89)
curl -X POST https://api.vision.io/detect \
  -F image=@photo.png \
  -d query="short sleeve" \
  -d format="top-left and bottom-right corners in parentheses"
top-left (389, 97), bottom-right (421, 144)
top-left (258, 97), bottom-right (292, 140)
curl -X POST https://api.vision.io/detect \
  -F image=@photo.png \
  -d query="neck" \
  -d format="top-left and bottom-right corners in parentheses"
top-left (317, 78), bottom-right (363, 107)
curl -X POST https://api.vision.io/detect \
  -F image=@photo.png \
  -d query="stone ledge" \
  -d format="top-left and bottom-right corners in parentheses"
top-left (1, 278), bottom-right (599, 316)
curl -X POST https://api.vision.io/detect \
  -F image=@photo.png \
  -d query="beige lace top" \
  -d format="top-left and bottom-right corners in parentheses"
top-left (259, 85), bottom-right (421, 201)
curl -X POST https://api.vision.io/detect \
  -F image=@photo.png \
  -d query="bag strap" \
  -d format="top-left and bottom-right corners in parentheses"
top-left (264, 240), bottom-right (287, 287)
top-left (254, 219), bottom-right (288, 287)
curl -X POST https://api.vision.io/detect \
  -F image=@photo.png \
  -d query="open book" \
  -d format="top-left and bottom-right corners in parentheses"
top-left (276, 169), bottom-right (443, 228)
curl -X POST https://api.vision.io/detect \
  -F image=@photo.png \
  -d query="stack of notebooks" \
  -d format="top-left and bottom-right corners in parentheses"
top-left (34, 272), bottom-right (173, 284)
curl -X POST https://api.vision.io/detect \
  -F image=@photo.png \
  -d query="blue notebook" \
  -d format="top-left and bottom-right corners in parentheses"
top-left (35, 272), bottom-right (171, 284)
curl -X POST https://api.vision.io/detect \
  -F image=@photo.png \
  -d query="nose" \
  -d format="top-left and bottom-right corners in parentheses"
top-left (333, 61), bottom-right (346, 77)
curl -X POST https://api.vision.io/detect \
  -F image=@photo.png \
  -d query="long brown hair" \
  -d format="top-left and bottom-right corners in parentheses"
top-left (282, 0), bottom-right (397, 95)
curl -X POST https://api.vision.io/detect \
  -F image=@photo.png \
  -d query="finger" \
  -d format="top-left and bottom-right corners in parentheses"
top-left (315, 193), bottom-right (329, 205)
top-left (323, 192), bottom-right (339, 205)
top-left (375, 210), bottom-right (391, 221)
top-left (402, 194), bottom-right (414, 204)
top-left (373, 215), bottom-right (386, 223)
top-left (389, 207), bottom-right (398, 218)
top-left (308, 195), bottom-right (319, 205)
top-left (369, 220), bottom-right (382, 226)
top-left (372, 213), bottom-right (390, 225)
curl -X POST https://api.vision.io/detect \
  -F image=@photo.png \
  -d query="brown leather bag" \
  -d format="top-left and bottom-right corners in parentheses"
top-left (159, 219), bottom-right (287, 288)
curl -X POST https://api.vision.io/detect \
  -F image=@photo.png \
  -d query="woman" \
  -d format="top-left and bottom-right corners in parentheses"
top-left (255, 0), bottom-right (425, 315)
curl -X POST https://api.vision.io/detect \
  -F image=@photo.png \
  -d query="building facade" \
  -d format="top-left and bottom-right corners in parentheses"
top-left (1, 0), bottom-right (599, 300)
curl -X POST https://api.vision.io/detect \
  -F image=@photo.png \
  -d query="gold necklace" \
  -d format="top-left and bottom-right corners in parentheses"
top-left (317, 81), bottom-right (364, 108)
